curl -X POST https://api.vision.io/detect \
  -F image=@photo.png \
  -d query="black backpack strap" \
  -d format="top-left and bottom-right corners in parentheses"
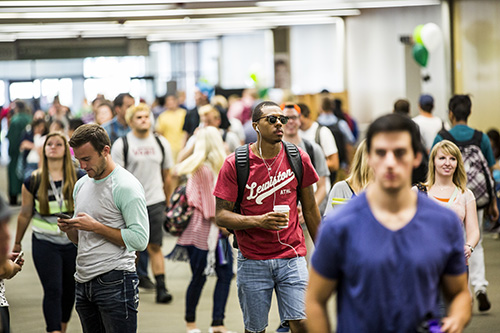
top-left (122, 135), bottom-right (129, 169)
top-left (440, 129), bottom-right (484, 149)
top-left (471, 130), bottom-right (484, 147)
top-left (154, 133), bottom-right (166, 169)
top-left (302, 139), bottom-right (316, 168)
top-left (283, 141), bottom-right (303, 202)
top-left (438, 129), bottom-right (455, 143)
top-left (235, 144), bottom-right (250, 212)
top-left (314, 125), bottom-right (322, 146)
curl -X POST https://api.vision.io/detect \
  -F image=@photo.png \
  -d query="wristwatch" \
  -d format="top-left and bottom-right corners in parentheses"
top-left (466, 244), bottom-right (474, 253)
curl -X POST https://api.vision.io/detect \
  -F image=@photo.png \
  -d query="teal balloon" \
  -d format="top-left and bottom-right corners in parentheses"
top-left (412, 43), bottom-right (429, 67)
top-left (413, 24), bottom-right (424, 45)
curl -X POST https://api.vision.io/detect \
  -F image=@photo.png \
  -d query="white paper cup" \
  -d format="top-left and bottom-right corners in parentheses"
top-left (274, 205), bottom-right (290, 228)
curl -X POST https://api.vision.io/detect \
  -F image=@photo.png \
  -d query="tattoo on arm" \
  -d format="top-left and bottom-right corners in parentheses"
top-left (216, 197), bottom-right (235, 212)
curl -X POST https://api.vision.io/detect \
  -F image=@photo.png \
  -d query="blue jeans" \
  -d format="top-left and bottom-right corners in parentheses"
top-left (75, 270), bottom-right (139, 333)
top-left (237, 253), bottom-right (308, 333)
top-left (185, 238), bottom-right (234, 326)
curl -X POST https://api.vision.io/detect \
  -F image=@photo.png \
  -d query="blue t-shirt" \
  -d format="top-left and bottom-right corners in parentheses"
top-left (432, 124), bottom-right (495, 167)
top-left (311, 192), bottom-right (466, 333)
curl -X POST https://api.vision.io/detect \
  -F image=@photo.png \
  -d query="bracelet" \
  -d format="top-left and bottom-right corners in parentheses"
top-left (466, 244), bottom-right (474, 253)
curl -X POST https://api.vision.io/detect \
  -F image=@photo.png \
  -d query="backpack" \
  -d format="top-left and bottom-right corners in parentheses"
top-left (230, 141), bottom-right (303, 248)
top-left (302, 139), bottom-right (316, 168)
top-left (163, 183), bottom-right (194, 236)
top-left (438, 129), bottom-right (494, 209)
top-left (316, 122), bottom-right (348, 167)
top-left (122, 133), bottom-right (165, 169)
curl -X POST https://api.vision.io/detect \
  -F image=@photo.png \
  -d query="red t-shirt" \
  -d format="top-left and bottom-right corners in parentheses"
top-left (213, 142), bottom-right (319, 260)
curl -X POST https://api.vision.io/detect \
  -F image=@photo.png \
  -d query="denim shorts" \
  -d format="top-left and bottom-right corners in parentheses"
top-left (236, 252), bottom-right (308, 332)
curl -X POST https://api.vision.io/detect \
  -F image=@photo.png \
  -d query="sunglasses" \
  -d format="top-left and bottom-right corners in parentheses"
top-left (257, 115), bottom-right (289, 125)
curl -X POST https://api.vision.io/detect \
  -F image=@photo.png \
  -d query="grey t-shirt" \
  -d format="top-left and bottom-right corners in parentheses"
top-left (111, 133), bottom-right (173, 206)
top-left (73, 166), bottom-right (149, 283)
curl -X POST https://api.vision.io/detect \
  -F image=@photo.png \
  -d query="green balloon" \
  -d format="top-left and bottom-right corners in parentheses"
top-left (412, 43), bottom-right (429, 67)
top-left (413, 24), bottom-right (424, 45)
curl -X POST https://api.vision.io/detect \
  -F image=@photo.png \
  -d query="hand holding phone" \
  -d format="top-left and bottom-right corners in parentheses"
top-left (54, 212), bottom-right (72, 219)
top-left (14, 250), bottom-right (24, 264)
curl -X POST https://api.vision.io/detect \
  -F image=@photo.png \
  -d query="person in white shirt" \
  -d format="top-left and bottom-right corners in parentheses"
top-left (412, 94), bottom-right (449, 153)
top-left (298, 103), bottom-right (339, 183)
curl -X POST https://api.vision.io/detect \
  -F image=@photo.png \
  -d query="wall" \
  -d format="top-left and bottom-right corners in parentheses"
top-left (289, 21), bottom-right (344, 94)
top-left (345, 5), bottom-right (449, 126)
top-left (454, 0), bottom-right (500, 132)
top-left (219, 31), bottom-right (274, 89)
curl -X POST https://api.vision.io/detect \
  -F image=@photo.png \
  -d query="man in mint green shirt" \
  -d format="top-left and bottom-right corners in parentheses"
top-left (58, 124), bottom-right (148, 333)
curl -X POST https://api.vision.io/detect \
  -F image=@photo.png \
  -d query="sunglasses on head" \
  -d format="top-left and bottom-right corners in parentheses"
top-left (280, 103), bottom-right (301, 114)
top-left (257, 115), bottom-right (289, 125)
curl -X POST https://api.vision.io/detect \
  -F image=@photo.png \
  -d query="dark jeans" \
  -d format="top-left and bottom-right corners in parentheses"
top-left (0, 306), bottom-right (9, 333)
top-left (185, 238), bottom-right (234, 326)
top-left (136, 250), bottom-right (149, 277)
top-left (75, 270), bottom-right (139, 333)
top-left (32, 235), bottom-right (77, 332)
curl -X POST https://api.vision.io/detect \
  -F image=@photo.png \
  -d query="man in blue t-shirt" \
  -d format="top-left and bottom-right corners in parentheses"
top-left (307, 113), bottom-right (471, 333)
top-left (432, 94), bottom-right (499, 312)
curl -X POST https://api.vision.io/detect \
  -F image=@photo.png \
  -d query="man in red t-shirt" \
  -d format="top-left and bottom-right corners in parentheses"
top-left (214, 101), bottom-right (321, 333)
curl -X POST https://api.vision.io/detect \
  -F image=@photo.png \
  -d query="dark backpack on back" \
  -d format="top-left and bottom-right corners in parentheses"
top-left (439, 129), bottom-right (494, 209)
top-left (316, 122), bottom-right (348, 167)
top-left (230, 141), bottom-right (303, 248)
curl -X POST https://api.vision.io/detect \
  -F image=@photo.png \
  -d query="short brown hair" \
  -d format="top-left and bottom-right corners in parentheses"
top-left (69, 124), bottom-right (111, 153)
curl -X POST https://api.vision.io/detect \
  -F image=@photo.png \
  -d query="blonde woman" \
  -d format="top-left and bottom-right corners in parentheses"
top-left (324, 140), bottom-right (371, 216)
top-left (420, 140), bottom-right (480, 264)
top-left (168, 126), bottom-right (234, 333)
top-left (13, 132), bottom-right (85, 333)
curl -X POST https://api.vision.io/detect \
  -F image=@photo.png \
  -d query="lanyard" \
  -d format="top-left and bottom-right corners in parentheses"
top-left (49, 175), bottom-right (64, 212)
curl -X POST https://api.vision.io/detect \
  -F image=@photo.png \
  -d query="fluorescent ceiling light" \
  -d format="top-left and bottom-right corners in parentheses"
top-left (0, 0), bottom-right (249, 6)
top-left (0, 6), bottom-right (270, 19)
top-left (257, 0), bottom-right (440, 10)
top-left (356, 1), bottom-right (440, 8)
top-left (0, 5), bottom-right (174, 12)
top-left (10, 31), bottom-right (81, 39)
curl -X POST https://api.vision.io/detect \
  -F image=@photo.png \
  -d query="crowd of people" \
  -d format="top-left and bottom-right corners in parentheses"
top-left (0, 87), bottom-right (499, 333)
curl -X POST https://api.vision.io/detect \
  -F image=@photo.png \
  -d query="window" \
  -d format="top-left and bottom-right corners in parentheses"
top-left (9, 80), bottom-right (40, 100)
top-left (41, 78), bottom-right (73, 107)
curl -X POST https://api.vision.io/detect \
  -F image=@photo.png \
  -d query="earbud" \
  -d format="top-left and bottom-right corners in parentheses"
top-left (256, 126), bottom-right (261, 134)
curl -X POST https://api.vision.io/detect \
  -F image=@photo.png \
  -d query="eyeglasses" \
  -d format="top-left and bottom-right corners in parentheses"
top-left (257, 115), bottom-right (289, 125)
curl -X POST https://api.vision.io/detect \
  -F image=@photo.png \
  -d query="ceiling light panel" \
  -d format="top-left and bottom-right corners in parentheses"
top-left (0, 0), bottom-right (251, 6)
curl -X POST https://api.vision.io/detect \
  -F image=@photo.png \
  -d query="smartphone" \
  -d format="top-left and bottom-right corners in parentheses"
top-left (14, 250), bottom-right (24, 264)
top-left (54, 212), bottom-right (72, 219)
